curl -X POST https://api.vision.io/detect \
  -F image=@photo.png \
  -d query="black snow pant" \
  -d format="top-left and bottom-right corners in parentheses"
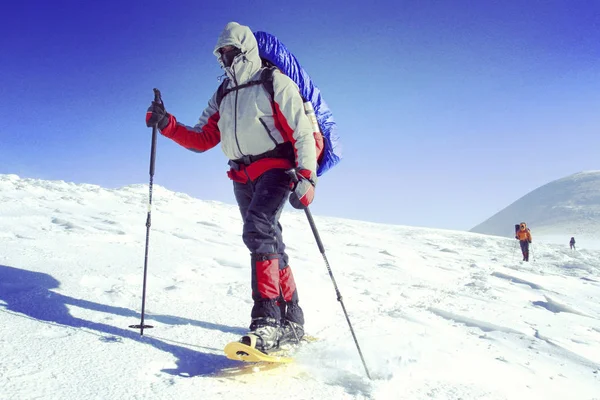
top-left (520, 240), bottom-right (530, 262)
top-left (233, 168), bottom-right (304, 328)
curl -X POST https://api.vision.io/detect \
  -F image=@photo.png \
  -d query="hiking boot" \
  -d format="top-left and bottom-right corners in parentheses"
top-left (280, 320), bottom-right (304, 346)
top-left (241, 317), bottom-right (282, 352)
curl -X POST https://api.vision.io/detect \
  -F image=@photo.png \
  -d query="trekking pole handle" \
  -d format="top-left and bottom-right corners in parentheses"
top-left (286, 169), bottom-right (327, 255)
top-left (153, 88), bottom-right (163, 104)
top-left (286, 168), bottom-right (301, 192)
top-left (286, 168), bottom-right (298, 183)
top-left (149, 88), bottom-right (163, 177)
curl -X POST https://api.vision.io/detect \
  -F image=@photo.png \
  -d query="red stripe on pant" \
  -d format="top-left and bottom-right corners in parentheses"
top-left (279, 266), bottom-right (297, 302)
top-left (255, 257), bottom-right (280, 299)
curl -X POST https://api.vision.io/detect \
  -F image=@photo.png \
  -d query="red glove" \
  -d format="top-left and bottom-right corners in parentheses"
top-left (289, 169), bottom-right (316, 209)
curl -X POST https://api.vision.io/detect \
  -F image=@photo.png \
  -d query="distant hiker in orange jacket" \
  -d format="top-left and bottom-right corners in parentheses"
top-left (515, 222), bottom-right (532, 262)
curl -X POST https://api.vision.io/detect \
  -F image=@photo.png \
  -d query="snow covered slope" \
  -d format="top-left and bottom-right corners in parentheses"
top-left (1, 174), bottom-right (599, 399)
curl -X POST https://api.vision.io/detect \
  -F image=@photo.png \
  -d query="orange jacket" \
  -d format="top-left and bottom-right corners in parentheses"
top-left (516, 226), bottom-right (532, 242)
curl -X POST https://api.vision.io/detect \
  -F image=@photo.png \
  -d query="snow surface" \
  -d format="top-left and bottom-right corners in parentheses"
top-left (1, 174), bottom-right (599, 400)
top-left (471, 171), bottom-right (600, 249)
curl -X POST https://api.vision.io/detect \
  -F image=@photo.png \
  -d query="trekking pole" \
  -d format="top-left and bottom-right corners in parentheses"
top-left (129, 88), bottom-right (163, 335)
top-left (530, 243), bottom-right (535, 262)
top-left (287, 170), bottom-right (372, 380)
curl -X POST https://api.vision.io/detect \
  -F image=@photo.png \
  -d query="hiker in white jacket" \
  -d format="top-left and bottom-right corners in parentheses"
top-left (145, 22), bottom-right (320, 351)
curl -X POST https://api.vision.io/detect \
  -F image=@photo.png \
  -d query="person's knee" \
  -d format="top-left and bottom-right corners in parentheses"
top-left (243, 218), bottom-right (279, 254)
top-left (243, 233), bottom-right (277, 254)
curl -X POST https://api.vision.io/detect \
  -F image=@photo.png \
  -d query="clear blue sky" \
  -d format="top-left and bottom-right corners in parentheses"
top-left (1, 0), bottom-right (599, 230)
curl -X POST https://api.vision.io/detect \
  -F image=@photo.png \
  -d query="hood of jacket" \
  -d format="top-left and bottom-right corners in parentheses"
top-left (214, 22), bottom-right (262, 85)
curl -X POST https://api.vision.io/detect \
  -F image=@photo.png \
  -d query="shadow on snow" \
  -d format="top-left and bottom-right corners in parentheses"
top-left (0, 264), bottom-right (245, 377)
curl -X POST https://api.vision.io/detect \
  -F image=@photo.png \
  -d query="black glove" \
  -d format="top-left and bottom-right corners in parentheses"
top-left (145, 101), bottom-right (169, 131)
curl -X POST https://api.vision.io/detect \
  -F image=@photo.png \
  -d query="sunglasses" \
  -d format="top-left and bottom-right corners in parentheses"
top-left (220, 47), bottom-right (242, 68)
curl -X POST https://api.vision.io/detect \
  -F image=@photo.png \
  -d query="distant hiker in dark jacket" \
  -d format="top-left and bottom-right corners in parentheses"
top-left (145, 22), bottom-right (318, 352)
top-left (515, 222), bottom-right (532, 262)
top-left (570, 237), bottom-right (576, 250)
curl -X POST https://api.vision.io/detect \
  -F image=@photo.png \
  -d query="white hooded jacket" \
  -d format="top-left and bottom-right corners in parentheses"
top-left (160, 22), bottom-right (317, 179)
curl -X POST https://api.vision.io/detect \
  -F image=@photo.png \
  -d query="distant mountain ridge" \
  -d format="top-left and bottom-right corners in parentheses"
top-left (470, 171), bottom-right (600, 239)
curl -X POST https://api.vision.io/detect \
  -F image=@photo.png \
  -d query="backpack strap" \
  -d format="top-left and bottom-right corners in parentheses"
top-left (260, 67), bottom-right (275, 99)
top-left (215, 78), bottom-right (229, 109)
top-left (215, 67), bottom-right (277, 108)
top-left (216, 67), bottom-right (275, 108)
